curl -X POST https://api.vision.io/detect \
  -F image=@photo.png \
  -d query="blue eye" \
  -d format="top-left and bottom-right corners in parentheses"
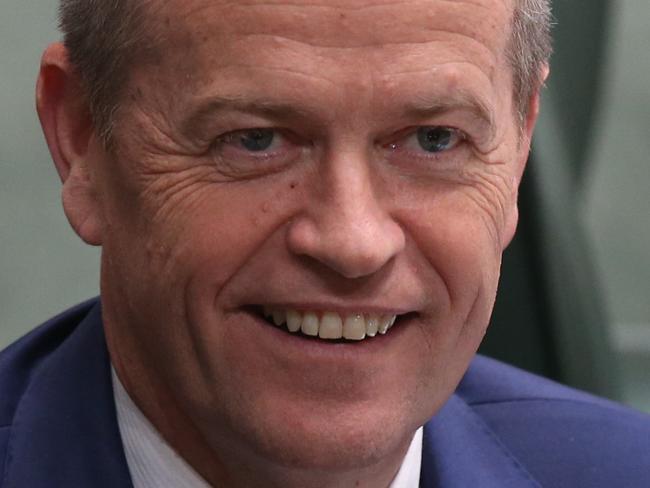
top-left (237, 129), bottom-right (275, 152)
top-left (211, 128), bottom-right (304, 177)
top-left (416, 127), bottom-right (459, 153)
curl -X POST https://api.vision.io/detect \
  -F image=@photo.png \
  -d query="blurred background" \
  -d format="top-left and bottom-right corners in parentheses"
top-left (1, 2), bottom-right (649, 411)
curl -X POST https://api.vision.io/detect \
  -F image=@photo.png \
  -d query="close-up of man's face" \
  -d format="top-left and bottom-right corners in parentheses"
top-left (52, 0), bottom-right (537, 481)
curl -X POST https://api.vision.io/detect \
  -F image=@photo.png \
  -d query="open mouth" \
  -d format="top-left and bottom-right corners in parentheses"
top-left (251, 306), bottom-right (414, 343)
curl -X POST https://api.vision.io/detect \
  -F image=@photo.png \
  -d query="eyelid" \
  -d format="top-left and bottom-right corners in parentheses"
top-left (214, 127), bottom-right (310, 150)
top-left (383, 126), bottom-right (468, 151)
top-left (207, 127), bottom-right (308, 179)
top-left (216, 127), bottom-right (277, 145)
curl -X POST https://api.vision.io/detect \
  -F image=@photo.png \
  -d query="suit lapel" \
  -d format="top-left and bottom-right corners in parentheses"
top-left (3, 302), bottom-right (133, 488)
top-left (419, 395), bottom-right (541, 487)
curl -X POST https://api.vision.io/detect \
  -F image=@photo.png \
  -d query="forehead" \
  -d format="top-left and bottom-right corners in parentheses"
top-left (130, 0), bottom-right (517, 136)
top-left (151, 0), bottom-right (514, 69)
top-left (163, 0), bottom-right (511, 40)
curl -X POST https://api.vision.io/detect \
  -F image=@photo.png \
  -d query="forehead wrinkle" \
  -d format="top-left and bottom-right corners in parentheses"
top-left (184, 95), bottom-right (317, 127)
top-left (163, 0), bottom-right (507, 49)
top-left (177, 0), bottom-right (499, 12)
top-left (240, 31), bottom-right (497, 61)
top-left (222, 62), bottom-right (339, 86)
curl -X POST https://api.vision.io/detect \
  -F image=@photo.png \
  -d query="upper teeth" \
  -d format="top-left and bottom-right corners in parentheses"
top-left (263, 308), bottom-right (398, 341)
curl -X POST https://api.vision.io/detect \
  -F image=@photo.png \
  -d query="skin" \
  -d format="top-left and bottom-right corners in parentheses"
top-left (37, 0), bottom-right (545, 486)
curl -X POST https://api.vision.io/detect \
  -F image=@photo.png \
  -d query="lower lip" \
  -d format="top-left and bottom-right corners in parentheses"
top-left (239, 310), bottom-right (413, 361)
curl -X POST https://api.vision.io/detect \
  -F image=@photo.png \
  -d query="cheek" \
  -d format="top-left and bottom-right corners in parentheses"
top-left (402, 206), bottom-right (502, 398)
top-left (108, 168), bottom-right (290, 280)
top-left (98, 161), bottom-right (300, 347)
top-left (100, 172), bottom-right (304, 399)
top-left (399, 190), bottom-right (504, 348)
top-left (407, 196), bottom-right (502, 292)
top-left (167, 184), bottom-right (300, 292)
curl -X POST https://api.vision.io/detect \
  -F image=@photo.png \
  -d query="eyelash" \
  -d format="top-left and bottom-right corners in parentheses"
top-left (379, 127), bottom-right (470, 174)
top-left (387, 126), bottom-right (467, 150)
top-left (208, 128), bottom-right (305, 177)
top-left (212, 129), bottom-right (283, 153)
top-left (209, 125), bottom-right (471, 176)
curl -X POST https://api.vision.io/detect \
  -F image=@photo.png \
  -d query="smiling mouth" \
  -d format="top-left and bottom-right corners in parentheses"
top-left (253, 307), bottom-right (412, 342)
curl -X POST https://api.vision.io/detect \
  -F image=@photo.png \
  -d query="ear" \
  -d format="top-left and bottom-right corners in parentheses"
top-left (502, 64), bottom-right (550, 249)
top-left (522, 64), bottom-right (549, 145)
top-left (36, 42), bottom-right (104, 246)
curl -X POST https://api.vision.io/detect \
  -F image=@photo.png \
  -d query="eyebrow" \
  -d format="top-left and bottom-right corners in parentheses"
top-left (402, 91), bottom-right (496, 134)
top-left (180, 90), bottom-right (497, 141)
top-left (180, 96), bottom-right (316, 139)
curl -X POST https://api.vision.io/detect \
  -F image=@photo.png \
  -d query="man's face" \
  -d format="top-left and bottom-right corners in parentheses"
top-left (95, 0), bottom-right (530, 472)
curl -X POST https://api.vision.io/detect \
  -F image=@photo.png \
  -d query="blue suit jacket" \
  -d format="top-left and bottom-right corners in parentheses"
top-left (2, 299), bottom-right (649, 487)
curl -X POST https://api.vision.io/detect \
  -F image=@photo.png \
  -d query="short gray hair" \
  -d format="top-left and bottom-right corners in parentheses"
top-left (59, 0), bottom-right (152, 143)
top-left (508, 0), bottom-right (553, 125)
top-left (59, 0), bottom-right (552, 144)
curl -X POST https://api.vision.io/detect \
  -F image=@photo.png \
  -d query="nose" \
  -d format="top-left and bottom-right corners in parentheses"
top-left (286, 151), bottom-right (405, 279)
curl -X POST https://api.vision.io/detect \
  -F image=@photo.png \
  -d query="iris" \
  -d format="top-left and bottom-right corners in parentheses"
top-left (239, 129), bottom-right (275, 152)
top-left (416, 127), bottom-right (455, 153)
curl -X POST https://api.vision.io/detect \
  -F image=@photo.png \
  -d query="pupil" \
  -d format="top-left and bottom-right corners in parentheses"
top-left (417, 127), bottom-right (452, 153)
top-left (240, 129), bottom-right (274, 152)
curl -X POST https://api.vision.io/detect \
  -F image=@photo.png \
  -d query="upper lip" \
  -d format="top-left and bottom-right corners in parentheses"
top-left (250, 301), bottom-right (419, 317)
top-left (230, 281), bottom-right (429, 318)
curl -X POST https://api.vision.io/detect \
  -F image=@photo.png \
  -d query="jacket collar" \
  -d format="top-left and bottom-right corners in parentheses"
top-left (3, 302), bottom-right (133, 488)
top-left (419, 394), bottom-right (540, 487)
top-left (3, 301), bottom-right (539, 487)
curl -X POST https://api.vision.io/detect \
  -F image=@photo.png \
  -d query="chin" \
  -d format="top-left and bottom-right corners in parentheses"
top-left (201, 384), bottom-right (433, 474)
top-left (251, 412), bottom-right (413, 471)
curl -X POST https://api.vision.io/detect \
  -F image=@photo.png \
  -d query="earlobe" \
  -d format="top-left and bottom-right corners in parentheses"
top-left (36, 43), bottom-right (104, 246)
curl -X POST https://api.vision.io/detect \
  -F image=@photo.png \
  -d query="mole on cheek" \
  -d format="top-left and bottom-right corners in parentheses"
top-left (289, 181), bottom-right (297, 190)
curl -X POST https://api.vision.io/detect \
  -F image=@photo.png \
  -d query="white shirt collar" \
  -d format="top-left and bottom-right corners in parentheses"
top-left (112, 369), bottom-right (422, 488)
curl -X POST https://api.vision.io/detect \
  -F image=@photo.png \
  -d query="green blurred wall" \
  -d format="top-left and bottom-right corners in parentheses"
top-left (0, 3), bottom-right (100, 347)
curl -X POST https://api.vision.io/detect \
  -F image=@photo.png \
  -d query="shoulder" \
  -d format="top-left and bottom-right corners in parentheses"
top-left (0, 299), bottom-right (132, 487)
top-left (457, 355), bottom-right (650, 487)
top-left (0, 299), bottom-right (99, 432)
